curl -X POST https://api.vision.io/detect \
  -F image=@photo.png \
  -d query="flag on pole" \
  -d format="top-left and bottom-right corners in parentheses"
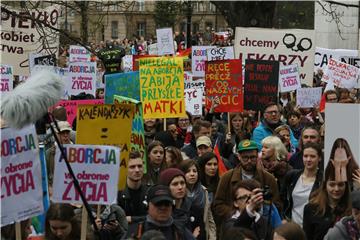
top-left (213, 139), bottom-right (228, 176)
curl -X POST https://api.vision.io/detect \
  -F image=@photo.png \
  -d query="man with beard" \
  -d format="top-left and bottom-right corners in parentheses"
top-left (213, 139), bottom-right (280, 223)
top-left (252, 102), bottom-right (298, 151)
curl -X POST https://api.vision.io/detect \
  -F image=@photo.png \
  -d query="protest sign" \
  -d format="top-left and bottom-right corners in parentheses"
top-left (341, 56), bottom-right (360, 68)
top-left (325, 104), bottom-right (360, 181)
top-left (205, 59), bottom-right (243, 112)
top-left (156, 28), bottom-right (175, 56)
top-left (184, 78), bottom-right (205, 90)
top-left (53, 99), bottom-right (104, 126)
top-left (279, 64), bottom-right (301, 92)
top-left (29, 53), bottom-right (56, 73)
top-left (122, 55), bottom-right (133, 72)
top-left (235, 27), bottom-right (314, 86)
top-left (1, 64), bottom-right (13, 93)
top-left (192, 46), bottom-right (216, 77)
top-left (139, 57), bottom-right (185, 118)
top-left (322, 58), bottom-right (360, 89)
top-left (185, 88), bottom-right (203, 116)
top-left (1, 6), bottom-right (60, 76)
top-left (206, 46), bottom-right (235, 61)
top-left (184, 71), bottom-right (193, 82)
top-left (52, 144), bottom-right (120, 205)
top-left (296, 87), bottom-right (322, 108)
top-left (148, 43), bottom-right (158, 55)
top-left (69, 45), bottom-right (91, 62)
top-left (76, 104), bottom-right (134, 189)
top-left (98, 46), bottom-right (125, 74)
top-left (244, 59), bottom-right (279, 111)
top-left (314, 47), bottom-right (358, 72)
top-left (1, 125), bottom-right (43, 227)
top-left (67, 62), bottom-right (96, 96)
top-left (132, 55), bottom-right (157, 71)
top-left (96, 71), bottom-right (105, 89)
top-left (114, 95), bottom-right (147, 173)
top-left (105, 71), bottom-right (140, 103)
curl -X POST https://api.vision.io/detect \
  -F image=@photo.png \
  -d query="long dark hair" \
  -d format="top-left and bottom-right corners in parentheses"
top-left (308, 163), bottom-right (351, 217)
top-left (45, 203), bottom-right (81, 240)
top-left (179, 159), bottom-right (201, 187)
top-left (198, 152), bottom-right (220, 193)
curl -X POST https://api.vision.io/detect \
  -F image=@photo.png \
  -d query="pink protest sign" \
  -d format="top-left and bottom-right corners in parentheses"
top-left (53, 99), bottom-right (104, 125)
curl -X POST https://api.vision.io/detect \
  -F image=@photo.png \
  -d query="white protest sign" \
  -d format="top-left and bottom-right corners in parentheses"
top-left (324, 104), bottom-right (360, 175)
top-left (314, 47), bottom-right (358, 72)
top-left (234, 27), bottom-right (315, 86)
top-left (67, 62), bottom-right (96, 96)
top-left (185, 88), bottom-right (203, 116)
top-left (122, 55), bottom-right (133, 72)
top-left (184, 71), bottom-right (193, 83)
top-left (296, 87), bottom-right (322, 108)
top-left (341, 56), bottom-right (360, 68)
top-left (1, 125), bottom-right (44, 227)
top-left (279, 64), bottom-right (301, 92)
top-left (52, 144), bottom-right (120, 205)
top-left (156, 28), bottom-right (175, 56)
top-left (184, 78), bottom-right (205, 90)
top-left (1, 65), bottom-right (13, 93)
top-left (192, 46), bottom-right (216, 77)
top-left (322, 58), bottom-right (360, 89)
top-left (69, 45), bottom-right (91, 62)
top-left (1, 6), bottom-right (60, 76)
top-left (148, 43), bottom-right (158, 55)
top-left (206, 46), bottom-right (235, 61)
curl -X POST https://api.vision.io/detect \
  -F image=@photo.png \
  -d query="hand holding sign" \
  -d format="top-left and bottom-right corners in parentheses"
top-left (331, 147), bottom-right (350, 182)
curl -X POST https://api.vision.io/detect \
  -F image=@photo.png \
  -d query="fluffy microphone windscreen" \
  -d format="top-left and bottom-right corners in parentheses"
top-left (1, 69), bottom-right (64, 129)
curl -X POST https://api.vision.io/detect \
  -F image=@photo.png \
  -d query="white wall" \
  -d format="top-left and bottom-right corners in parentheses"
top-left (315, 0), bottom-right (359, 50)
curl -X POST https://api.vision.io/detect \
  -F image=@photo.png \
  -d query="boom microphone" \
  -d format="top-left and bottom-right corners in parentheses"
top-left (1, 69), bottom-right (64, 129)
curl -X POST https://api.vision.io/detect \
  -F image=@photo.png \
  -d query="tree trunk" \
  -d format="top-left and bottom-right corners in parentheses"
top-left (75, 1), bottom-right (89, 43)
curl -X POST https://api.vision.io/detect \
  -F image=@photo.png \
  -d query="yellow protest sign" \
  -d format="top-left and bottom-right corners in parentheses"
top-left (139, 57), bottom-right (186, 118)
top-left (76, 104), bottom-right (134, 189)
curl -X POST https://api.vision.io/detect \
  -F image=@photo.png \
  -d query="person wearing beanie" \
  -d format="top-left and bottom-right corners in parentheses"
top-left (324, 190), bottom-right (360, 240)
top-left (159, 168), bottom-right (203, 239)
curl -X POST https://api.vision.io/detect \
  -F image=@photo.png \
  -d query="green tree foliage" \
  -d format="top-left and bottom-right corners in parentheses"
top-left (154, 1), bottom-right (181, 28)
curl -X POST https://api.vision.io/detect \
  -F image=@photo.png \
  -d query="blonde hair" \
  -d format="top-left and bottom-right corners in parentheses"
top-left (261, 136), bottom-right (288, 161)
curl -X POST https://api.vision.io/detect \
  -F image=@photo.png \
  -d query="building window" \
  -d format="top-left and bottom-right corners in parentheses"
top-left (209, 2), bottom-right (216, 12)
top-left (111, 21), bottom-right (118, 39)
top-left (192, 22), bottom-right (199, 34)
top-left (137, 22), bottom-right (146, 37)
top-left (138, 0), bottom-right (145, 11)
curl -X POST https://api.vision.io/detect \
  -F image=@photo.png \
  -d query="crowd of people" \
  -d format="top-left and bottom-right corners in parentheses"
top-left (3, 32), bottom-right (360, 240)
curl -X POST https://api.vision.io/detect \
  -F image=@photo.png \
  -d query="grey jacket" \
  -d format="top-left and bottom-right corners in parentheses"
top-left (324, 216), bottom-right (358, 240)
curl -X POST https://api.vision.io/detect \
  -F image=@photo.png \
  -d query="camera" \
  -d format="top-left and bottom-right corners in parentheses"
top-left (261, 185), bottom-right (273, 201)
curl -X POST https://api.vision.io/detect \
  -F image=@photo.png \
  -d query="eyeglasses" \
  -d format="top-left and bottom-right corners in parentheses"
top-left (265, 110), bottom-right (279, 115)
top-left (235, 195), bottom-right (250, 202)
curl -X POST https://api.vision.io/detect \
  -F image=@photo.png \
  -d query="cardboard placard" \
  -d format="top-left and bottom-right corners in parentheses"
top-left (105, 71), bottom-right (140, 103)
top-left (325, 104), bottom-right (360, 182)
top-left (53, 99), bottom-right (104, 126)
top-left (76, 104), bottom-right (134, 189)
top-left (156, 28), bottom-right (175, 56)
top-left (322, 58), bottom-right (360, 89)
top-left (52, 144), bottom-right (120, 205)
top-left (113, 95), bottom-right (147, 173)
top-left (1, 6), bottom-right (60, 76)
top-left (206, 46), bottom-right (235, 61)
top-left (1, 125), bottom-right (44, 227)
top-left (205, 59), bottom-right (243, 112)
top-left (1, 64), bottom-right (13, 93)
top-left (314, 47), bottom-right (358, 72)
top-left (192, 46), bottom-right (216, 77)
top-left (296, 87), bottom-right (322, 108)
top-left (69, 45), bottom-right (91, 62)
top-left (139, 57), bottom-right (185, 118)
top-left (185, 88), bottom-right (203, 116)
top-left (67, 62), bottom-right (97, 96)
top-left (235, 27), bottom-right (315, 86)
top-left (279, 64), bottom-right (301, 92)
top-left (244, 59), bottom-right (279, 111)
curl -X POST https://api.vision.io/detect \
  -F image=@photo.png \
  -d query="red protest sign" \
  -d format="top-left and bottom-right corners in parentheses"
top-left (205, 59), bottom-right (243, 112)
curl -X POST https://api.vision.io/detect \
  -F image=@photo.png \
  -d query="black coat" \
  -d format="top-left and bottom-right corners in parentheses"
top-left (281, 169), bottom-right (323, 220)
